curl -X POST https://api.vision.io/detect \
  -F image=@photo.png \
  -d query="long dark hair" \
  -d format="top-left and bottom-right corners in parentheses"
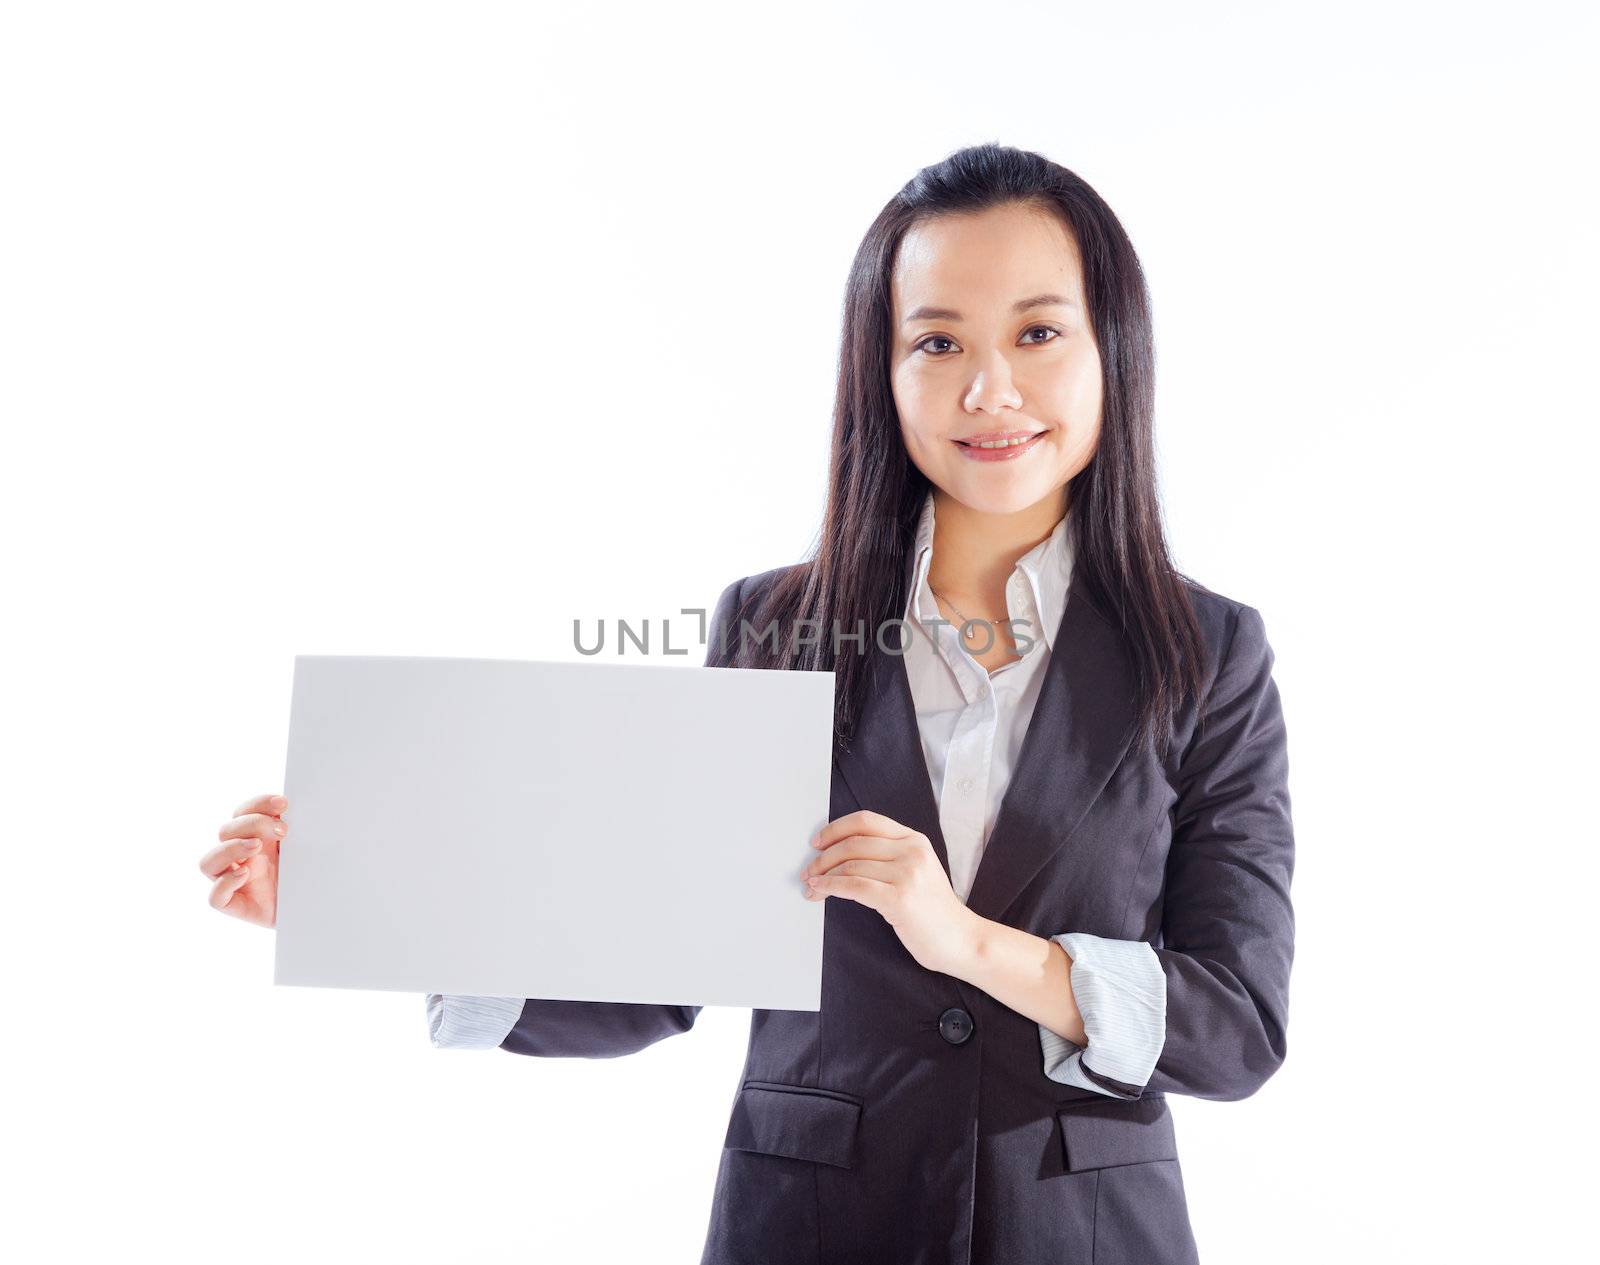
top-left (735, 142), bottom-right (1208, 760)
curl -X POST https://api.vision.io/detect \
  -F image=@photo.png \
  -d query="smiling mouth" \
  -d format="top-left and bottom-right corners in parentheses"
top-left (955, 433), bottom-right (1041, 449)
top-left (950, 429), bottom-right (1047, 463)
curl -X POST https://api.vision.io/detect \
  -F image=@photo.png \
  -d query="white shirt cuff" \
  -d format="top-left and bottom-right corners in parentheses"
top-left (426, 994), bottom-right (524, 1049)
top-left (1038, 933), bottom-right (1166, 1098)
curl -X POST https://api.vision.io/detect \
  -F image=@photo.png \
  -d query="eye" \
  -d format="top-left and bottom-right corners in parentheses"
top-left (913, 325), bottom-right (1062, 357)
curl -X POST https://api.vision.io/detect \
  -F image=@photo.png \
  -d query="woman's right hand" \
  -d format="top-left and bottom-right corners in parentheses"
top-left (200, 792), bottom-right (288, 928)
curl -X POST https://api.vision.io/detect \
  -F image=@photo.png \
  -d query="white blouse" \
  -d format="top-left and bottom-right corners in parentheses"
top-left (427, 490), bottom-right (1168, 1100)
top-left (902, 487), bottom-right (1070, 903)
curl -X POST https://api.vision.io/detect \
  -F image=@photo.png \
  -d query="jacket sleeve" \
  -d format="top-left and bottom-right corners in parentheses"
top-left (424, 576), bottom-right (747, 1059)
top-left (1142, 602), bottom-right (1296, 1101)
top-left (1037, 933), bottom-right (1167, 1098)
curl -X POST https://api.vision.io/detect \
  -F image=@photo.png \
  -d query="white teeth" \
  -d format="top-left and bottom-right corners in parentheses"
top-left (968, 434), bottom-right (1037, 448)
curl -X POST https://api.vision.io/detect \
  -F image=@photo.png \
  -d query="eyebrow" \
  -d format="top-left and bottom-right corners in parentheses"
top-left (902, 293), bottom-right (1078, 324)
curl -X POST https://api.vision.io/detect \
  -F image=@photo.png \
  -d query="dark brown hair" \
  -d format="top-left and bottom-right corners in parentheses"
top-left (733, 142), bottom-right (1208, 759)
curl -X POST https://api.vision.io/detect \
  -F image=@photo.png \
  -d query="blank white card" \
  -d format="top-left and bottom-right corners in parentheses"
top-left (274, 655), bottom-right (837, 1011)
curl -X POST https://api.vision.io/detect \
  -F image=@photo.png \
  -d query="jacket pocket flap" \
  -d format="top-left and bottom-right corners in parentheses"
top-left (725, 1081), bottom-right (863, 1170)
top-left (1056, 1095), bottom-right (1177, 1173)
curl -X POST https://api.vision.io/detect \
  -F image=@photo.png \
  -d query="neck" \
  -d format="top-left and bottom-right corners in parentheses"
top-left (926, 486), bottom-right (1069, 606)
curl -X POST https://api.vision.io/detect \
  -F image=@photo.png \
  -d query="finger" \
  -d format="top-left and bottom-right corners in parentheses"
top-left (806, 872), bottom-right (892, 909)
top-left (198, 836), bottom-right (266, 878)
top-left (232, 792), bottom-right (288, 821)
top-left (815, 858), bottom-right (900, 885)
top-left (810, 810), bottom-right (915, 850)
top-left (218, 811), bottom-right (287, 846)
top-left (208, 865), bottom-right (254, 911)
top-left (805, 834), bottom-right (902, 878)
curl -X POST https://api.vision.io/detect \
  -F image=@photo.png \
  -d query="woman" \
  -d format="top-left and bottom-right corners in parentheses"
top-left (201, 143), bottom-right (1294, 1264)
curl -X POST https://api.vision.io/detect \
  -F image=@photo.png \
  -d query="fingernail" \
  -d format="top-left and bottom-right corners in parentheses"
top-left (243, 840), bottom-right (261, 851)
top-left (273, 823), bottom-right (286, 836)
top-left (271, 796), bottom-right (287, 808)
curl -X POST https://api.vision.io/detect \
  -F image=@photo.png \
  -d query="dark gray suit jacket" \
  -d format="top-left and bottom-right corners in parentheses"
top-left (498, 565), bottom-right (1295, 1265)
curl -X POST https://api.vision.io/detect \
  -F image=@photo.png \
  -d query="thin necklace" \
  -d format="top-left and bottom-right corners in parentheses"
top-left (928, 585), bottom-right (989, 641)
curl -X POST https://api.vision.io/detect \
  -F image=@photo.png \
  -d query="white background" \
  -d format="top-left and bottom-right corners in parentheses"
top-left (3, 2), bottom-right (1594, 1261)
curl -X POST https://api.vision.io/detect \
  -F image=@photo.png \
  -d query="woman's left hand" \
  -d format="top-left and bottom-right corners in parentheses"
top-left (803, 809), bottom-right (984, 979)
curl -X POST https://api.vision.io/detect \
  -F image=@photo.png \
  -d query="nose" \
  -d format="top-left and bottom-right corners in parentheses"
top-left (962, 351), bottom-right (1023, 414)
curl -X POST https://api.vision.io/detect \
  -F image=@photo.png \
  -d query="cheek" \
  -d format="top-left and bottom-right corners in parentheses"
top-left (892, 370), bottom-right (943, 450)
top-left (1056, 418), bottom-right (1102, 474)
top-left (1048, 344), bottom-right (1104, 411)
top-left (1035, 351), bottom-right (1103, 467)
top-left (1033, 348), bottom-right (1103, 437)
top-left (893, 361), bottom-right (930, 408)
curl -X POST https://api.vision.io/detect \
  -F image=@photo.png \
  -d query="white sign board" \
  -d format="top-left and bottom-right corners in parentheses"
top-left (274, 655), bottom-right (836, 1011)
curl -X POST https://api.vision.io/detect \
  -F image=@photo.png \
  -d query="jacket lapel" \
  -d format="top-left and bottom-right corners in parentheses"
top-left (831, 631), bottom-right (976, 1008)
top-left (832, 640), bottom-right (951, 881)
top-left (832, 567), bottom-right (1141, 927)
top-left (963, 569), bottom-right (1141, 923)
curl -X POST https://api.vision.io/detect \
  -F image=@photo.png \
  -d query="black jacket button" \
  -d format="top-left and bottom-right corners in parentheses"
top-left (938, 1007), bottom-right (974, 1045)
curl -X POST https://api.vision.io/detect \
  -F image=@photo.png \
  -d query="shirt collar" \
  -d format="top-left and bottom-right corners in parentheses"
top-left (902, 488), bottom-right (1076, 653)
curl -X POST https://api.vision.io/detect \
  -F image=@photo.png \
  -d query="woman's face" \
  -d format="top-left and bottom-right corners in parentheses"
top-left (889, 201), bottom-right (1103, 517)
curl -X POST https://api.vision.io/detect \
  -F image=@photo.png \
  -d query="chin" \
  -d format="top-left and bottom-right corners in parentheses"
top-left (920, 428), bottom-right (1078, 517)
top-left (941, 475), bottom-right (1058, 517)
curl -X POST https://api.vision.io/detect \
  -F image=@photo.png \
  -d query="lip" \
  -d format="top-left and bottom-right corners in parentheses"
top-left (952, 429), bottom-right (1047, 462)
top-left (954, 428), bottom-right (1042, 444)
